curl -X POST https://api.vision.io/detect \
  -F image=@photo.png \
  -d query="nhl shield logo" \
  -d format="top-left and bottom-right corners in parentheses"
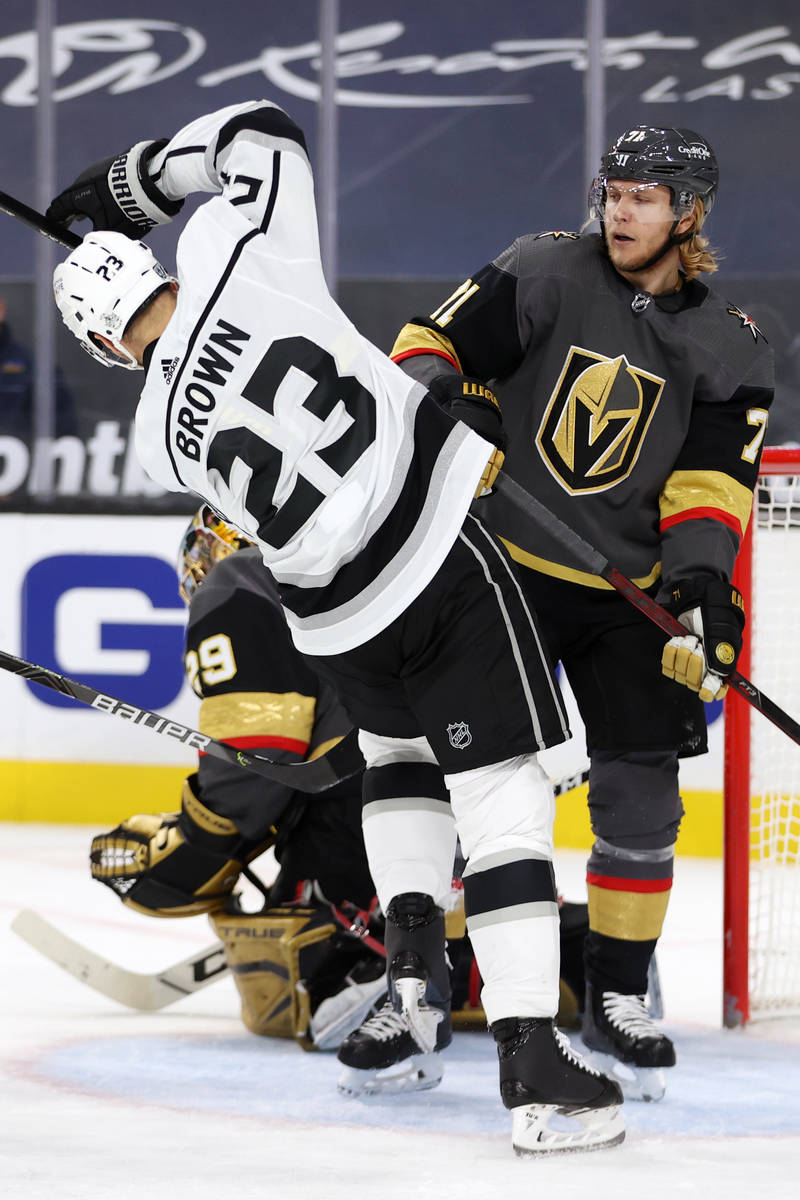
top-left (447, 721), bottom-right (472, 750)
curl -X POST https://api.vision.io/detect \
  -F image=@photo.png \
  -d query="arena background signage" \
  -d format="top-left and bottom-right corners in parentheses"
top-left (2, 3), bottom-right (800, 502)
top-left (0, 3), bottom-right (798, 278)
top-left (0, 512), bottom-right (725, 851)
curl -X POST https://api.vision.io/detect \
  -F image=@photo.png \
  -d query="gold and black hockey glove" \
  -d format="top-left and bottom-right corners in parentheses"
top-left (89, 775), bottom-right (268, 917)
top-left (428, 373), bottom-right (507, 497)
top-left (661, 577), bottom-right (745, 703)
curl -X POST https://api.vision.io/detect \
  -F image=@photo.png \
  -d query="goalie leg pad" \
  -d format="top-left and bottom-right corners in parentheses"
top-left (211, 906), bottom-right (341, 1041)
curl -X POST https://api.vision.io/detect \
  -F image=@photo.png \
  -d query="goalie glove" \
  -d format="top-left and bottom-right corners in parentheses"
top-left (661, 577), bottom-right (745, 703)
top-left (46, 140), bottom-right (184, 238)
top-left (89, 775), bottom-right (268, 917)
top-left (427, 373), bottom-right (507, 497)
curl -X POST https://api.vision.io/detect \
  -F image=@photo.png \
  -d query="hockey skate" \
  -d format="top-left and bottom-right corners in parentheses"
top-left (308, 962), bottom-right (388, 1051)
top-left (336, 991), bottom-right (448, 1097)
top-left (337, 891), bottom-right (452, 1097)
top-left (493, 1017), bottom-right (625, 1155)
top-left (581, 984), bottom-right (675, 1102)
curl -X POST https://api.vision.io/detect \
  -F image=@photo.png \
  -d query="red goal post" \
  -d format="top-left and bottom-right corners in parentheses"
top-left (724, 446), bottom-right (800, 1027)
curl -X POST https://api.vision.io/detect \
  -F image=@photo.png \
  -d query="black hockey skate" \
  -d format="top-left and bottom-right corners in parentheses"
top-left (492, 1017), bottom-right (625, 1155)
top-left (337, 892), bottom-right (452, 1097)
top-left (581, 983), bottom-right (675, 1102)
top-left (336, 991), bottom-right (450, 1097)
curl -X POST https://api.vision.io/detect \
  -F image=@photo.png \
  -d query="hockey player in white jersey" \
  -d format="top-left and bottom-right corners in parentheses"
top-left (48, 99), bottom-right (623, 1155)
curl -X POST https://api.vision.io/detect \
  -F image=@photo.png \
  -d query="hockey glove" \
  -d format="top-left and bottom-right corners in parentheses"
top-left (46, 139), bottom-right (184, 238)
top-left (661, 577), bottom-right (745, 703)
top-left (89, 775), bottom-right (268, 917)
top-left (428, 372), bottom-right (507, 497)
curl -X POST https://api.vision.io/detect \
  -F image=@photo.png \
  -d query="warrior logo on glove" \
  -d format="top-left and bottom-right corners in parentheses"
top-left (427, 373), bottom-right (507, 497)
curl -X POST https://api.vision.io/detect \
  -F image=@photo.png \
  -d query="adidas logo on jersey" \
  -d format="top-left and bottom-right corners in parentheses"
top-left (161, 357), bottom-right (180, 383)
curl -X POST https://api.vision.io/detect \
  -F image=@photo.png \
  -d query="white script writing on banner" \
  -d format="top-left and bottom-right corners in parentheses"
top-left (2, 19), bottom-right (800, 106)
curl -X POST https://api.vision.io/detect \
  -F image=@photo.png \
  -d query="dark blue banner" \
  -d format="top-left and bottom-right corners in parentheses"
top-left (1, 1), bottom-right (799, 278)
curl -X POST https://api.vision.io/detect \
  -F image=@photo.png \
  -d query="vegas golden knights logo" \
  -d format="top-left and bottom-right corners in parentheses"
top-left (536, 346), bottom-right (664, 493)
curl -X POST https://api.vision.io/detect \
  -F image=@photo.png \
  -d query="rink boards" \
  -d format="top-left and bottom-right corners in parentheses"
top-left (0, 512), bottom-right (726, 852)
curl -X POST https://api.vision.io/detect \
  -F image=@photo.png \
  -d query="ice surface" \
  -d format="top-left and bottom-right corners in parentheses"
top-left (2, 824), bottom-right (799, 1200)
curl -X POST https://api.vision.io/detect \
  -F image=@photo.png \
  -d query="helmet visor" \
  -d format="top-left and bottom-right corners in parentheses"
top-left (591, 177), bottom-right (696, 224)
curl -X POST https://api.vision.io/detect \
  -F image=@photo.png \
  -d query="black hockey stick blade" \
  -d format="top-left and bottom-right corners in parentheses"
top-left (494, 472), bottom-right (800, 747)
top-left (0, 188), bottom-right (81, 250)
top-left (0, 648), bottom-right (364, 792)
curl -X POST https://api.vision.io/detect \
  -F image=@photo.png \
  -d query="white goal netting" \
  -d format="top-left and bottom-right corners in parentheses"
top-left (742, 462), bottom-right (800, 1019)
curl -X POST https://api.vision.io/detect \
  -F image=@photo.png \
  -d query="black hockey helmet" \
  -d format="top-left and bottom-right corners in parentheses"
top-left (591, 126), bottom-right (719, 217)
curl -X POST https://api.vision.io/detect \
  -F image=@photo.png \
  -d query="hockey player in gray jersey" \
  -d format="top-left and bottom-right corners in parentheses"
top-left (392, 126), bottom-right (774, 1101)
top-left (47, 99), bottom-right (623, 1154)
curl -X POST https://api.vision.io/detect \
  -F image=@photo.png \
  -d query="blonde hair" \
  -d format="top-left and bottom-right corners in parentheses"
top-left (678, 197), bottom-right (720, 280)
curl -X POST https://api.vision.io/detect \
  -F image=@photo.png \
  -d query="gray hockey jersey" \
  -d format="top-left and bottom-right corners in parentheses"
top-left (392, 231), bottom-right (774, 592)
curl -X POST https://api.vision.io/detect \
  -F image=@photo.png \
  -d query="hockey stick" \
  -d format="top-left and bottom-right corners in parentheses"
top-left (0, 189), bottom-right (81, 250)
top-left (7, 765), bottom-right (591, 1012)
top-left (494, 472), bottom-right (800, 746)
top-left (0, 649), bottom-right (363, 792)
top-left (10, 909), bottom-right (228, 1011)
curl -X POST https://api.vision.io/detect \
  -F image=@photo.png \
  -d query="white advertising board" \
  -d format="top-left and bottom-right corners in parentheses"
top-left (0, 513), bottom-right (197, 766)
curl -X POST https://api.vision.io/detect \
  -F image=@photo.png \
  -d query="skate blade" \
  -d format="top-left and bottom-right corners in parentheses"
top-left (582, 1048), bottom-right (667, 1102)
top-left (337, 1052), bottom-right (444, 1098)
top-left (512, 1102), bottom-right (625, 1156)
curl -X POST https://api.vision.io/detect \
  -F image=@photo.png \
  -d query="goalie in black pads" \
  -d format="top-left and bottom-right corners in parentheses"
top-left (49, 98), bottom-right (624, 1154)
top-left (90, 506), bottom-right (386, 1049)
top-left (391, 126), bottom-right (773, 1101)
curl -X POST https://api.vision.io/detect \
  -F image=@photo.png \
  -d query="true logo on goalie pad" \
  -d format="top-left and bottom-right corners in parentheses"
top-left (211, 906), bottom-right (338, 1042)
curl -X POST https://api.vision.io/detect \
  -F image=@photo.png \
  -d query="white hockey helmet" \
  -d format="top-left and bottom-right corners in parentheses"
top-left (53, 230), bottom-right (175, 370)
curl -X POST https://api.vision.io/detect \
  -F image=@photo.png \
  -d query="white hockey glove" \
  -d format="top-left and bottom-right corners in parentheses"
top-left (427, 373), bottom-right (507, 497)
top-left (46, 139), bottom-right (184, 238)
top-left (661, 577), bottom-right (745, 703)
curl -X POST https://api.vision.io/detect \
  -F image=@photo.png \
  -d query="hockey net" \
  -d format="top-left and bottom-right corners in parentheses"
top-left (724, 447), bottom-right (800, 1026)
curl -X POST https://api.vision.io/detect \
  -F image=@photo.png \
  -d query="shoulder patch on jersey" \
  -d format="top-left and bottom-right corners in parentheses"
top-left (726, 305), bottom-right (768, 344)
top-left (533, 231), bottom-right (580, 241)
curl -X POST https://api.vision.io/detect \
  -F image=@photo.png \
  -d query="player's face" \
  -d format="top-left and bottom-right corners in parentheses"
top-left (603, 180), bottom-right (677, 273)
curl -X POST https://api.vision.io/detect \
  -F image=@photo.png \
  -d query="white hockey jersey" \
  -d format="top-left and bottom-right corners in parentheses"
top-left (133, 101), bottom-right (490, 655)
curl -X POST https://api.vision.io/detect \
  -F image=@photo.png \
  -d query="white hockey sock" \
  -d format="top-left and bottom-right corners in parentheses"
top-left (359, 731), bottom-right (456, 911)
top-left (446, 753), bottom-right (560, 1023)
